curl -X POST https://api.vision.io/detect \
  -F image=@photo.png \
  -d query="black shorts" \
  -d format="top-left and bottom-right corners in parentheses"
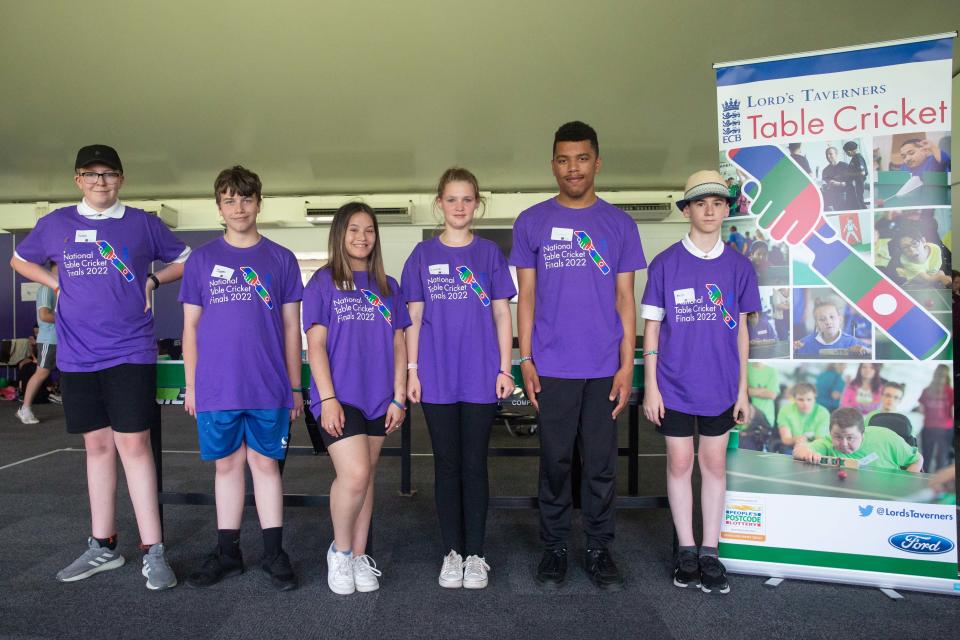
top-left (657, 404), bottom-right (737, 438)
top-left (61, 364), bottom-right (159, 434)
top-left (37, 343), bottom-right (57, 370)
top-left (320, 403), bottom-right (387, 449)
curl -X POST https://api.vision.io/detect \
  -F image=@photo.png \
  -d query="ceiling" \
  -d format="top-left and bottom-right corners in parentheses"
top-left (1, 0), bottom-right (958, 203)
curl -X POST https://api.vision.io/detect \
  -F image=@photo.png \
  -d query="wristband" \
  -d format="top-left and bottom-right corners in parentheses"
top-left (643, 350), bottom-right (659, 356)
top-left (390, 399), bottom-right (407, 411)
top-left (407, 363), bottom-right (418, 370)
top-left (498, 370), bottom-right (514, 380)
top-left (519, 356), bottom-right (533, 363)
top-left (320, 396), bottom-right (337, 403)
top-left (147, 273), bottom-right (161, 289)
top-left (291, 387), bottom-right (303, 393)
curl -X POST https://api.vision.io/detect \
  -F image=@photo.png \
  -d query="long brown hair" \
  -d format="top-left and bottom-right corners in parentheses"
top-left (325, 201), bottom-right (391, 295)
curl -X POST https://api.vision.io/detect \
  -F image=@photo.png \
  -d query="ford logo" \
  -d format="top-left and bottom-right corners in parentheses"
top-left (888, 532), bottom-right (954, 555)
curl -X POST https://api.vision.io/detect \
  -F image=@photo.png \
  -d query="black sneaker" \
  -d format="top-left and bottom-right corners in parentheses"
top-left (672, 550), bottom-right (700, 589)
top-left (535, 548), bottom-right (567, 588)
top-left (186, 550), bottom-right (243, 588)
top-left (584, 547), bottom-right (624, 591)
top-left (262, 549), bottom-right (298, 592)
top-left (699, 555), bottom-right (730, 594)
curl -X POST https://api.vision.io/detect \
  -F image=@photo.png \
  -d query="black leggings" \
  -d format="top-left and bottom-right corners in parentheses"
top-left (920, 427), bottom-right (954, 473)
top-left (421, 402), bottom-right (497, 557)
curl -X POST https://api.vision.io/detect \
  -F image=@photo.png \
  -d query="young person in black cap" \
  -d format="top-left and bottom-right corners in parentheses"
top-left (11, 144), bottom-right (190, 590)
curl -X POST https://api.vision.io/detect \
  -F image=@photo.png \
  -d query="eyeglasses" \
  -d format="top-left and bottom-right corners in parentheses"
top-left (77, 171), bottom-right (122, 185)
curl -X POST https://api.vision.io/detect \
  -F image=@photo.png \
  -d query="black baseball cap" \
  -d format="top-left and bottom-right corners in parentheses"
top-left (75, 145), bottom-right (123, 172)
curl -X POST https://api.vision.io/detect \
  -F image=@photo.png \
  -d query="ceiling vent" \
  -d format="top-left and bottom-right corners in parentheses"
top-left (614, 201), bottom-right (674, 222)
top-left (144, 204), bottom-right (179, 228)
top-left (305, 202), bottom-right (413, 225)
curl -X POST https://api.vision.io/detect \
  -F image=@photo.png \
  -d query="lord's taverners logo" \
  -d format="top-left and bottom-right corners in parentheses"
top-left (888, 532), bottom-right (954, 555)
top-left (721, 500), bottom-right (765, 542)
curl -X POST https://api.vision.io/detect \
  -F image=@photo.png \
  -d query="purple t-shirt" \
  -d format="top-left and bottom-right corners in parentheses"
top-left (640, 238), bottom-right (761, 415)
top-left (509, 197), bottom-right (646, 378)
top-left (15, 206), bottom-right (187, 372)
top-left (302, 269), bottom-right (411, 420)
top-left (179, 236), bottom-right (303, 412)
top-left (401, 236), bottom-right (517, 404)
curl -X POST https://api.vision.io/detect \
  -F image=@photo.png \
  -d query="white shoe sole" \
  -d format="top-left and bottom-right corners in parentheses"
top-left (142, 565), bottom-right (178, 590)
top-left (673, 577), bottom-right (701, 588)
top-left (439, 575), bottom-right (463, 588)
top-left (700, 583), bottom-right (730, 594)
top-left (57, 555), bottom-right (125, 582)
top-left (328, 579), bottom-right (356, 595)
top-left (355, 580), bottom-right (379, 593)
top-left (462, 577), bottom-right (488, 589)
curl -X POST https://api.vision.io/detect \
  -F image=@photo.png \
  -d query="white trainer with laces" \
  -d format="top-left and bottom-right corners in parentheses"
top-left (462, 555), bottom-right (490, 589)
top-left (352, 554), bottom-right (382, 592)
top-left (16, 406), bottom-right (39, 425)
top-left (439, 549), bottom-right (463, 589)
top-left (326, 544), bottom-right (355, 595)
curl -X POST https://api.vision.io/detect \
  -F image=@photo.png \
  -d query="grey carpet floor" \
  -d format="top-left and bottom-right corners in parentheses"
top-left (1, 402), bottom-right (958, 640)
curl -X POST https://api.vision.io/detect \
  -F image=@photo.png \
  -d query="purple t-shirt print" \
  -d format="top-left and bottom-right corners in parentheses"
top-left (302, 269), bottom-right (411, 421)
top-left (179, 237), bottom-right (304, 413)
top-left (401, 236), bottom-right (517, 404)
top-left (15, 206), bottom-right (187, 372)
top-left (640, 237), bottom-right (761, 416)
top-left (509, 197), bottom-right (646, 379)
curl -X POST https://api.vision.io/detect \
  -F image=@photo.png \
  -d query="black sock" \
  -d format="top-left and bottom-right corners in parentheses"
top-left (699, 546), bottom-right (718, 558)
top-left (218, 529), bottom-right (241, 559)
top-left (678, 545), bottom-right (697, 555)
top-left (262, 527), bottom-right (283, 558)
top-left (94, 535), bottom-right (117, 551)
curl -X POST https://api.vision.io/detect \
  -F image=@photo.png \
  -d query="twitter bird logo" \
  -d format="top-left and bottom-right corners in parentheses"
top-left (858, 505), bottom-right (874, 517)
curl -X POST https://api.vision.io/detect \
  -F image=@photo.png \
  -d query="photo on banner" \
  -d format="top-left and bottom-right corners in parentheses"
top-left (715, 33), bottom-right (956, 595)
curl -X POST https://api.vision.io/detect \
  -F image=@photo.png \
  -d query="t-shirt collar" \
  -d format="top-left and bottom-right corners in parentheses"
top-left (815, 332), bottom-right (842, 346)
top-left (681, 234), bottom-right (724, 260)
top-left (77, 198), bottom-right (125, 220)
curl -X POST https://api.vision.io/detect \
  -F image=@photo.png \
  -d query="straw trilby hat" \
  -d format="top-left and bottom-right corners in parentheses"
top-left (676, 169), bottom-right (735, 211)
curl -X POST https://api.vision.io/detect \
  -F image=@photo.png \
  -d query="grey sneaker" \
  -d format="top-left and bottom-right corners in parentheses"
top-left (16, 406), bottom-right (39, 425)
top-left (56, 537), bottom-right (125, 582)
top-left (439, 550), bottom-right (463, 589)
top-left (142, 543), bottom-right (178, 590)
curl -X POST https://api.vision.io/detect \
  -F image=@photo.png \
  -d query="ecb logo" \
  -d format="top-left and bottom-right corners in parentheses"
top-left (721, 99), bottom-right (741, 144)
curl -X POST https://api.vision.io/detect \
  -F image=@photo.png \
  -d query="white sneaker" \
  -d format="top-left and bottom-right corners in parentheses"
top-left (463, 555), bottom-right (490, 589)
top-left (15, 406), bottom-right (38, 425)
top-left (438, 550), bottom-right (463, 589)
top-left (352, 555), bottom-right (382, 592)
top-left (326, 544), bottom-right (355, 595)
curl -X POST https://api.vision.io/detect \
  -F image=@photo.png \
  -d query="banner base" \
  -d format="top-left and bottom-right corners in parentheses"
top-left (724, 558), bottom-right (960, 597)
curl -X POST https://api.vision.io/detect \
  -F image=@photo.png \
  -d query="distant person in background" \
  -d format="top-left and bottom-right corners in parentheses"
top-left (726, 225), bottom-right (746, 254)
top-left (793, 408), bottom-right (923, 473)
top-left (842, 141), bottom-right (868, 209)
top-left (742, 231), bottom-right (752, 254)
top-left (865, 381), bottom-right (910, 427)
top-left (747, 362), bottom-right (779, 429)
top-left (952, 271), bottom-right (960, 349)
top-left (747, 310), bottom-right (777, 344)
top-left (16, 264), bottom-right (59, 424)
top-left (771, 287), bottom-right (789, 341)
top-left (815, 363), bottom-right (846, 412)
top-left (917, 365), bottom-right (953, 473)
top-left (776, 382), bottom-right (830, 454)
top-left (841, 363), bottom-right (884, 414)
top-left (821, 147), bottom-right (850, 211)
top-left (726, 177), bottom-right (741, 215)
top-left (788, 143), bottom-right (811, 175)
top-left (793, 299), bottom-right (869, 357)
top-left (897, 138), bottom-right (951, 176)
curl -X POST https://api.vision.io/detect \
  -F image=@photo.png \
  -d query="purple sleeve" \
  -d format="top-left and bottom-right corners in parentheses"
top-left (617, 216), bottom-right (647, 273)
top-left (490, 247), bottom-right (517, 300)
top-left (147, 215), bottom-right (188, 263)
top-left (15, 217), bottom-right (52, 265)
top-left (177, 253), bottom-right (204, 306)
top-left (400, 245), bottom-right (423, 303)
top-left (391, 277), bottom-right (412, 330)
top-left (509, 213), bottom-right (537, 268)
top-left (281, 250), bottom-right (304, 304)
top-left (737, 260), bottom-right (762, 314)
top-left (640, 257), bottom-right (664, 308)
top-left (301, 275), bottom-right (329, 330)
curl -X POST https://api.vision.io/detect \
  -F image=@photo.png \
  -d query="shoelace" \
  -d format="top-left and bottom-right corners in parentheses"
top-left (442, 552), bottom-right (463, 574)
top-left (333, 554), bottom-right (354, 579)
top-left (464, 556), bottom-right (490, 574)
top-left (699, 556), bottom-right (725, 577)
top-left (354, 555), bottom-right (382, 577)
